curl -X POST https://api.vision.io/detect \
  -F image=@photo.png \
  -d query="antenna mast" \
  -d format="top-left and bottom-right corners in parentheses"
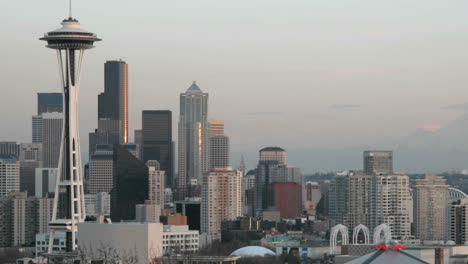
top-left (69, 0), bottom-right (72, 18)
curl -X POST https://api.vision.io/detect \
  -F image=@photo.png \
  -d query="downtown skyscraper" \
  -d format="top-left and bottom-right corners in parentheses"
top-left (97, 60), bottom-right (129, 144)
top-left (178, 82), bottom-right (209, 198)
top-left (142, 110), bottom-right (174, 188)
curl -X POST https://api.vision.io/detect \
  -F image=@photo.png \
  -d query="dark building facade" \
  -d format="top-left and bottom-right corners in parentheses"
top-left (175, 199), bottom-right (201, 231)
top-left (98, 60), bottom-right (128, 144)
top-left (110, 144), bottom-right (148, 222)
top-left (142, 110), bottom-right (174, 188)
top-left (37, 93), bottom-right (63, 115)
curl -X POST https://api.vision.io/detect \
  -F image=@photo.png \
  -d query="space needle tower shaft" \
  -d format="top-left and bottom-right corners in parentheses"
top-left (40, 11), bottom-right (101, 253)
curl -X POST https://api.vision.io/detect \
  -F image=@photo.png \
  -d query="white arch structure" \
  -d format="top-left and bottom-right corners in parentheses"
top-left (330, 224), bottom-right (349, 254)
top-left (449, 187), bottom-right (468, 201)
top-left (373, 224), bottom-right (392, 244)
top-left (352, 224), bottom-right (370, 245)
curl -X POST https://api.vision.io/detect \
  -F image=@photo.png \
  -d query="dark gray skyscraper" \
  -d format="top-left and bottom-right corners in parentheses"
top-left (363, 150), bottom-right (393, 175)
top-left (142, 111), bottom-right (174, 188)
top-left (98, 60), bottom-right (128, 143)
top-left (37, 93), bottom-right (63, 115)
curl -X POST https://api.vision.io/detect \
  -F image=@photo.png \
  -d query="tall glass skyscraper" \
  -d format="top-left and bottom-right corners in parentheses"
top-left (178, 82), bottom-right (209, 198)
top-left (142, 110), bottom-right (174, 188)
top-left (98, 60), bottom-right (129, 143)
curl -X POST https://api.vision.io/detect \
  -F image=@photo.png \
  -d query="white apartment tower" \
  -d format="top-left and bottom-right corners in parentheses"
top-left (208, 120), bottom-right (230, 170)
top-left (147, 160), bottom-right (165, 209)
top-left (201, 168), bottom-right (242, 240)
top-left (414, 174), bottom-right (449, 241)
top-left (0, 155), bottom-right (20, 198)
top-left (178, 82), bottom-right (209, 196)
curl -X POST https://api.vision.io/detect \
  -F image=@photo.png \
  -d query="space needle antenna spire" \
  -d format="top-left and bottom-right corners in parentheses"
top-left (69, 0), bottom-right (72, 18)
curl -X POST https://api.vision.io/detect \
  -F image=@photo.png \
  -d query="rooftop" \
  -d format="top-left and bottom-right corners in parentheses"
top-left (260, 147), bottom-right (286, 152)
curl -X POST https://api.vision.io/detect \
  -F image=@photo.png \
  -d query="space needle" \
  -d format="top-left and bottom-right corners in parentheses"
top-left (40, 4), bottom-right (100, 254)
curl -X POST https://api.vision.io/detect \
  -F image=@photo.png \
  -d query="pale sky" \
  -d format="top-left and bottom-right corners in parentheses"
top-left (1, 1), bottom-right (468, 171)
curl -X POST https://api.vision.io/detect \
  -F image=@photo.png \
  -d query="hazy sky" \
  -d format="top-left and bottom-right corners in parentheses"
top-left (1, 1), bottom-right (468, 170)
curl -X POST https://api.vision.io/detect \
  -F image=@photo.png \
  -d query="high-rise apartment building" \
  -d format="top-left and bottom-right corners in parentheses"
top-left (37, 93), bottom-right (63, 115)
top-left (328, 173), bottom-right (348, 224)
top-left (142, 111), bottom-right (174, 188)
top-left (98, 60), bottom-right (128, 143)
top-left (414, 174), bottom-right (449, 241)
top-left (41, 112), bottom-right (63, 168)
top-left (178, 82), bottom-right (209, 197)
top-left (208, 120), bottom-right (230, 170)
top-left (0, 155), bottom-right (20, 198)
top-left (450, 198), bottom-right (468, 245)
top-left (201, 168), bottom-right (242, 240)
top-left (364, 151), bottom-right (393, 175)
top-left (147, 160), bottom-right (165, 209)
top-left (36, 197), bottom-right (54, 235)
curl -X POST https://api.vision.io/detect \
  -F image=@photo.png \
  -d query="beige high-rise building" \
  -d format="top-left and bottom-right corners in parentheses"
top-left (208, 120), bottom-right (230, 170)
top-left (0, 154), bottom-right (20, 198)
top-left (89, 145), bottom-right (114, 194)
top-left (201, 168), bottom-right (242, 240)
top-left (208, 120), bottom-right (224, 136)
top-left (36, 197), bottom-right (54, 234)
top-left (414, 174), bottom-right (449, 241)
top-left (147, 160), bottom-right (165, 209)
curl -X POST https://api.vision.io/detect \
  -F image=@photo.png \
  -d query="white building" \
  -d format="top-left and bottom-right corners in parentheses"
top-left (162, 225), bottom-right (199, 255)
top-left (0, 154), bottom-right (20, 198)
top-left (147, 160), bottom-right (165, 209)
top-left (35, 232), bottom-right (66, 257)
top-left (35, 168), bottom-right (57, 198)
top-left (201, 168), bottom-right (242, 240)
top-left (84, 192), bottom-right (111, 217)
top-left (78, 222), bottom-right (164, 264)
top-left (164, 188), bottom-right (173, 204)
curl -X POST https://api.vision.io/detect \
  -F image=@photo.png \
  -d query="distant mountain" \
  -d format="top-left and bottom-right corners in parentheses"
top-left (233, 114), bottom-right (468, 174)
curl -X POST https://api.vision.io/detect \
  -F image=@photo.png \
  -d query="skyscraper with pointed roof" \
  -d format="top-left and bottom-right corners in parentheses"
top-left (177, 82), bottom-right (209, 198)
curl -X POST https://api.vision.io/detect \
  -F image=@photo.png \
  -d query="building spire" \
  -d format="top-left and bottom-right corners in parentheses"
top-left (69, 0), bottom-right (72, 18)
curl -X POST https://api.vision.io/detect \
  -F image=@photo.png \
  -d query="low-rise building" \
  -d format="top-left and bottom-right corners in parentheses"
top-left (163, 225), bottom-right (199, 255)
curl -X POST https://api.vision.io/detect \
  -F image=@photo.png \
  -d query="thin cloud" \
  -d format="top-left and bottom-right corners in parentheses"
top-left (244, 112), bottom-right (284, 116)
top-left (443, 103), bottom-right (468, 112)
top-left (331, 104), bottom-right (362, 109)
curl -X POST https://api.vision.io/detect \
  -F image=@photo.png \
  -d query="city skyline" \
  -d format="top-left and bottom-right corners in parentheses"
top-left (2, 1), bottom-right (468, 173)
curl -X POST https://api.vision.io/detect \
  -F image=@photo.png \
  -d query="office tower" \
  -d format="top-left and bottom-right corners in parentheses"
top-left (88, 119), bottom-right (120, 160)
top-left (201, 168), bottom-right (242, 240)
top-left (19, 143), bottom-right (43, 196)
top-left (98, 60), bottom-right (128, 143)
top-left (328, 172), bottom-right (348, 224)
top-left (35, 168), bottom-right (58, 198)
top-left (450, 198), bottom-right (468, 245)
top-left (208, 120), bottom-right (230, 170)
top-left (36, 197), bottom-right (54, 234)
top-left (0, 155), bottom-right (20, 198)
top-left (147, 160), bottom-right (165, 209)
top-left (142, 111), bottom-right (174, 188)
top-left (32, 115), bottom-right (44, 143)
top-left (111, 144), bottom-right (148, 222)
top-left (88, 144), bottom-right (114, 194)
top-left (135, 129), bottom-right (142, 145)
top-left (37, 93), bottom-right (63, 115)
top-left (254, 147), bottom-right (287, 216)
top-left (269, 164), bottom-right (303, 184)
top-left (178, 82), bottom-right (209, 197)
top-left (268, 182), bottom-right (302, 219)
top-left (175, 198), bottom-right (202, 231)
top-left (0, 142), bottom-right (20, 156)
top-left (40, 15), bottom-right (100, 252)
top-left (303, 181), bottom-right (322, 216)
top-left (363, 150), bottom-right (393, 175)
top-left (84, 192), bottom-right (111, 218)
top-left (41, 112), bottom-right (63, 168)
top-left (414, 174), bottom-right (449, 241)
